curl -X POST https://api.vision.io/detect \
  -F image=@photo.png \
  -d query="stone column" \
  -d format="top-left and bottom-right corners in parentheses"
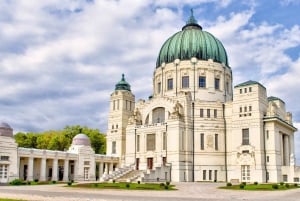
top-left (18, 157), bottom-right (21, 179)
top-left (74, 160), bottom-right (78, 181)
top-left (289, 134), bottom-right (295, 164)
top-left (52, 159), bottom-right (58, 181)
top-left (27, 157), bottom-right (34, 181)
top-left (63, 159), bottom-right (69, 181)
top-left (109, 163), bottom-right (114, 174)
top-left (283, 135), bottom-right (290, 166)
top-left (149, 113), bottom-right (153, 124)
top-left (40, 158), bottom-right (47, 181)
top-left (99, 163), bottom-right (104, 179)
top-left (103, 163), bottom-right (108, 175)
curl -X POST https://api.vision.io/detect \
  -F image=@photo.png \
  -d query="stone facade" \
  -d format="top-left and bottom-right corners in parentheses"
top-left (107, 70), bottom-right (299, 184)
top-left (106, 15), bottom-right (300, 183)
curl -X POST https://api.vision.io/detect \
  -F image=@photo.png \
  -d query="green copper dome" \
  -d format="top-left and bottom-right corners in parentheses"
top-left (115, 74), bottom-right (131, 91)
top-left (156, 10), bottom-right (228, 67)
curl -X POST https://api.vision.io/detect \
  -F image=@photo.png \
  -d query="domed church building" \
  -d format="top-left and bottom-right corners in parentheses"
top-left (107, 11), bottom-right (300, 183)
top-left (0, 11), bottom-right (299, 184)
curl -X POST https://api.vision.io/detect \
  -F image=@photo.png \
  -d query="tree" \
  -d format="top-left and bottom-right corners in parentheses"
top-left (14, 125), bottom-right (106, 154)
top-left (14, 132), bottom-right (38, 148)
top-left (87, 129), bottom-right (106, 154)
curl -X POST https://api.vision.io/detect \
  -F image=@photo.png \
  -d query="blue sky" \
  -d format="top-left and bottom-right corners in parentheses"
top-left (1, 0), bottom-right (300, 162)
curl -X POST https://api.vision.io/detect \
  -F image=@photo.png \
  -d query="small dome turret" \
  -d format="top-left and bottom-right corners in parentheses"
top-left (72, 133), bottom-right (91, 146)
top-left (115, 74), bottom-right (131, 91)
top-left (0, 122), bottom-right (13, 137)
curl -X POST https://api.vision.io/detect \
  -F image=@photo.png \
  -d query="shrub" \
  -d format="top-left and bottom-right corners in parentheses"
top-left (280, 182), bottom-right (284, 186)
top-left (294, 183), bottom-right (298, 187)
top-left (67, 181), bottom-right (72, 186)
top-left (164, 185), bottom-right (169, 190)
top-left (239, 184), bottom-right (245, 189)
top-left (10, 179), bottom-right (24, 185)
top-left (214, 179), bottom-right (217, 182)
top-left (94, 183), bottom-right (98, 187)
top-left (254, 181), bottom-right (258, 185)
top-left (126, 183), bottom-right (130, 188)
top-left (226, 182), bottom-right (232, 187)
top-left (71, 180), bottom-right (74, 183)
top-left (112, 179), bottom-right (116, 183)
top-left (27, 181), bottom-right (31, 185)
top-left (34, 179), bottom-right (39, 183)
top-left (52, 180), bottom-right (56, 184)
top-left (137, 181), bottom-right (140, 184)
top-left (285, 183), bottom-right (290, 188)
top-left (166, 181), bottom-right (170, 186)
top-left (272, 184), bottom-right (279, 189)
top-left (160, 183), bottom-right (165, 187)
top-left (242, 182), bottom-right (246, 186)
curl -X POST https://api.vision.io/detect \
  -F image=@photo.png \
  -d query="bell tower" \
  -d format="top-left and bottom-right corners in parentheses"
top-left (107, 74), bottom-right (135, 162)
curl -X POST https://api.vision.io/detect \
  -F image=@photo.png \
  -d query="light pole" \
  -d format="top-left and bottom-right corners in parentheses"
top-left (191, 57), bottom-right (197, 182)
top-left (174, 59), bottom-right (180, 96)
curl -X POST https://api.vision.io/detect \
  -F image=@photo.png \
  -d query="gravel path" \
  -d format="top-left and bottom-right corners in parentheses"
top-left (0, 182), bottom-right (300, 201)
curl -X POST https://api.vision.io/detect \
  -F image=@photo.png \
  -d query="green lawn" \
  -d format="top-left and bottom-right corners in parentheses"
top-left (70, 182), bottom-right (176, 190)
top-left (220, 183), bottom-right (300, 191)
top-left (0, 199), bottom-right (26, 201)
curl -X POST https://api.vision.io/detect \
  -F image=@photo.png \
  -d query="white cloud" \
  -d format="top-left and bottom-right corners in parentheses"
top-left (153, 0), bottom-right (233, 8)
top-left (280, 0), bottom-right (300, 6)
top-left (1, 0), bottom-right (300, 163)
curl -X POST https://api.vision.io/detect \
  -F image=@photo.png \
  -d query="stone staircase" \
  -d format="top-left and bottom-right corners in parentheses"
top-left (142, 165), bottom-right (171, 182)
top-left (116, 170), bottom-right (144, 182)
top-left (101, 164), bottom-right (134, 182)
top-left (101, 164), bottom-right (171, 183)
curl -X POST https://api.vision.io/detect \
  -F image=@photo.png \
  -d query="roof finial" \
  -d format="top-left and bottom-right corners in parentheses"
top-left (187, 8), bottom-right (197, 24)
top-left (182, 8), bottom-right (202, 30)
top-left (122, 73), bottom-right (125, 81)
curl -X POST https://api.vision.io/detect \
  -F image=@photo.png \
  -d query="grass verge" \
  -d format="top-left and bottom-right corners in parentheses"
top-left (220, 183), bottom-right (300, 191)
top-left (9, 179), bottom-right (68, 186)
top-left (70, 182), bottom-right (176, 190)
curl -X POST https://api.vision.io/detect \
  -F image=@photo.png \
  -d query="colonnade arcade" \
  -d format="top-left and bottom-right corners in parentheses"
top-left (18, 148), bottom-right (119, 182)
top-left (95, 154), bottom-right (119, 180)
top-left (281, 132), bottom-right (294, 166)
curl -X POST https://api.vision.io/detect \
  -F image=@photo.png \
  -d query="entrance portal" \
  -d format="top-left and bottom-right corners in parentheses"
top-left (241, 165), bottom-right (250, 182)
top-left (147, 158), bottom-right (153, 170)
top-left (0, 164), bottom-right (8, 183)
top-left (84, 167), bottom-right (89, 180)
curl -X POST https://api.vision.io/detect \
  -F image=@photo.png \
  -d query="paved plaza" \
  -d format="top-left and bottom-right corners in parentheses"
top-left (0, 182), bottom-right (300, 201)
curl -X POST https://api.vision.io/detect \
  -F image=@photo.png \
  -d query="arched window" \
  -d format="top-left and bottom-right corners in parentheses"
top-left (152, 107), bottom-right (165, 123)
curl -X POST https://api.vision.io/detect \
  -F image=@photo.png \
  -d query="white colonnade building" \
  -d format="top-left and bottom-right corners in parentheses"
top-left (0, 122), bottom-right (119, 183)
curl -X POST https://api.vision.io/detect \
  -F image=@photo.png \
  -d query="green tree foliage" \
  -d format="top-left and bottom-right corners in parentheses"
top-left (14, 132), bottom-right (38, 148)
top-left (14, 125), bottom-right (106, 154)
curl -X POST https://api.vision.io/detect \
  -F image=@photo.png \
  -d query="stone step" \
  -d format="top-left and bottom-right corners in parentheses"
top-left (116, 170), bottom-right (143, 182)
